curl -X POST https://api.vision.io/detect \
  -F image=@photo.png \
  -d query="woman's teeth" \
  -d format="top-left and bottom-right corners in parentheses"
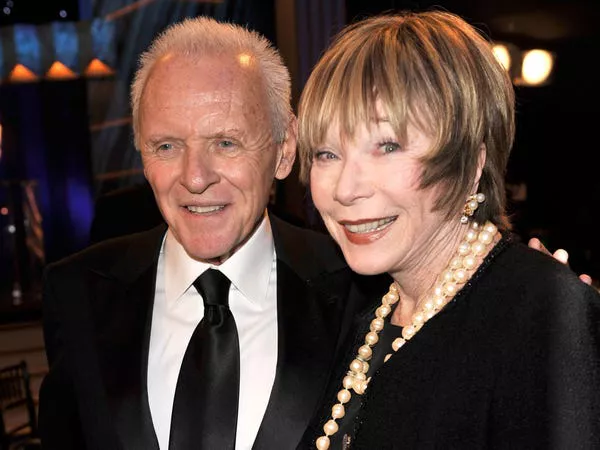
top-left (344, 217), bottom-right (395, 233)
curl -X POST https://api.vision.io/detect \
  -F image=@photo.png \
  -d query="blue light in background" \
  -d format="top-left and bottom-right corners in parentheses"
top-left (91, 18), bottom-right (115, 66)
top-left (66, 176), bottom-right (94, 246)
top-left (0, 38), bottom-right (3, 78)
top-left (13, 24), bottom-right (41, 73)
top-left (52, 22), bottom-right (79, 71)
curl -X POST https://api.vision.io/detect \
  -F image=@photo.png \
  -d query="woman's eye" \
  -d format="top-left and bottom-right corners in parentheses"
top-left (381, 142), bottom-right (401, 153)
top-left (314, 150), bottom-right (338, 161)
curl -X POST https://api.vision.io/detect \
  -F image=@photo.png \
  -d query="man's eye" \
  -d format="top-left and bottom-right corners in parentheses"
top-left (218, 140), bottom-right (235, 148)
top-left (157, 143), bottom-right (173, 152)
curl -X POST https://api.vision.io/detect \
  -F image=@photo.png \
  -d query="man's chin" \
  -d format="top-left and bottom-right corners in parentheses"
top-left (184, 245), bottom-right (233, 265)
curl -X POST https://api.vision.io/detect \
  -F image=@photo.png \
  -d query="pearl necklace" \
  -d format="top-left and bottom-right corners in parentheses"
top-left (315, 221), bottom-right (500, 450)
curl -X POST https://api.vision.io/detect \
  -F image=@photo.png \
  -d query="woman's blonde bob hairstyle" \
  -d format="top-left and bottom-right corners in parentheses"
top-left (298, 10), bottom-right (515, 229)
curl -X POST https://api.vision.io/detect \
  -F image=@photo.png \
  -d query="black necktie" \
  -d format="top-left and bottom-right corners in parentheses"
top-left (169, 269), bottom-right (240, 450)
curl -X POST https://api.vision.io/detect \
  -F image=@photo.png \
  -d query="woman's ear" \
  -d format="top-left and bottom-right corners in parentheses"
top-left (473, 143), bottom-right (487, 190)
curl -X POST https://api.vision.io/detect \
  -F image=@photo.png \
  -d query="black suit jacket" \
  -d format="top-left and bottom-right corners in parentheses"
top-left (39, 215), bottom-right (387, 449)
top-left (89, 182), bottom-right (165, 245)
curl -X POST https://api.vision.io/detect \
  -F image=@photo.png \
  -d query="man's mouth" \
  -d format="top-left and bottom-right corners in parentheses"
top-left (186, 205), bottom-right (225, 214)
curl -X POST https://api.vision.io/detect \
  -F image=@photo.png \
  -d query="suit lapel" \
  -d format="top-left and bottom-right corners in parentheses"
top-left (252, 216), bottom-right (352, 449)
top-left (92, 225), bottom-right (166, 450)
top-left (253, 260), bottom-right (350, 449)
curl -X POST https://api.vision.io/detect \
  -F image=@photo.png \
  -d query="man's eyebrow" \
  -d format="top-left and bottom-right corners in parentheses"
top-left (208, 128), bottom-right (243, 138)
top-left (144, 129), bottom-right (246, 146)
top-left (145, 136), bottom-right (185, 146)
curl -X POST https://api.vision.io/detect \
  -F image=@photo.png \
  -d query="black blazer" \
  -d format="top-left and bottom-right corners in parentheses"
top-left (89, 182), bottom-right (165, 245)
top-left (38, 215), bottom-right (387, 449)
top-left (301, 237), bottom-right (600, 449)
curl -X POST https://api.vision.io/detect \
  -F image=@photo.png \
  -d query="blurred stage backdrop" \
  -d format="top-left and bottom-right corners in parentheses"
top-left (0, 0), bottom-right (598, 320)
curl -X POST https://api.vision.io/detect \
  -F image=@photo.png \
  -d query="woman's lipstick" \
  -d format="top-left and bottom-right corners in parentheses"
top-left (340, 217), bottom-right (396, 245)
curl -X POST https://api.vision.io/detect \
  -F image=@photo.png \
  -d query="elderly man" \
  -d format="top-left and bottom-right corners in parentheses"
top-left (38, 16), bottom-right (380, 450)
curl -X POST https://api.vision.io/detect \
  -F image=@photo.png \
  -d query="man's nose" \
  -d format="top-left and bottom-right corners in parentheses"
top-left (180, 147), bottom-right (220, 193)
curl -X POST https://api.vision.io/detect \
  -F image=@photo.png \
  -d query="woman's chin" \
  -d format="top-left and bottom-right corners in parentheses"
top-left (345, 257), bottom-right (390, 276)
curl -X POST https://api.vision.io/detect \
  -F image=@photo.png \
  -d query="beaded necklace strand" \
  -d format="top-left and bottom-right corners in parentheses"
top-left (315, 221), bottom-right (500, 449)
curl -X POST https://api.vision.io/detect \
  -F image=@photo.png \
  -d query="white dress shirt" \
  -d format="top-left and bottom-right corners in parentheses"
top-left (148, 214), bottom-right (279, 450)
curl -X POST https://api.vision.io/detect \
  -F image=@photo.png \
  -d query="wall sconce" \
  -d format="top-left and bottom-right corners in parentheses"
top-left (46, 61), bottom-right (78, 80)
top-left (493, 41), bottom-right (555, 87)
top-left (0, 18), bottom-right (116, 84)
top-left (84, 58), bottom-right (115, 77)
top-left (8, 64), bottom-right (38, 83)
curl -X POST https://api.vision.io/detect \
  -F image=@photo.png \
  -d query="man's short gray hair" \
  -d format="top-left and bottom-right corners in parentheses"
top-left (130, 16), bottom-right (292, 149)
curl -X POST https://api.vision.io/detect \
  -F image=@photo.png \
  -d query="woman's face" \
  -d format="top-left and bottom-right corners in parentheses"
top-left (310, 106), bottom-right (449, 278)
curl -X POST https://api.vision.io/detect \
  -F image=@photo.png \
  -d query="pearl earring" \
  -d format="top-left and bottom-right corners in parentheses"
top-left (460, 193), bottom-right (485, 224)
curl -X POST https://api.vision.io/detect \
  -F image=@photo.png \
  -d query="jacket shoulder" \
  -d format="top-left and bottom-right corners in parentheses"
top-left (44, 225), bottom-right (165, 279)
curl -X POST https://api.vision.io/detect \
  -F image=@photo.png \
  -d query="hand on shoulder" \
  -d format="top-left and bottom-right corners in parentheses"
top-left (528, 237), bottom-right (593, 285)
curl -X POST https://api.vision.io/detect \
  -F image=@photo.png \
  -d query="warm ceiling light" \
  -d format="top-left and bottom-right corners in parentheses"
top-left (521, 49), bottom-right (554, 86)
top-left (8, 64), bottom-right (38, 83)
top-left (84, 58), bottom-right (115, 77)
top-left (46, 61), bottom-right (77, 80)
top-left (492, 44), bottom-right (511, 72)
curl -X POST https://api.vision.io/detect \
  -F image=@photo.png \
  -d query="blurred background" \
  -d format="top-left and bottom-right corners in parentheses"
top-left (0, 0), bottom-right (598, 442)
top-left (0, 0), bottom-right (599, 318)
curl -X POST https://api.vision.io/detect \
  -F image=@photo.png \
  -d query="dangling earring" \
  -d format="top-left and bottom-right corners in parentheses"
top-left (461, 193), bottom-right (485, 224)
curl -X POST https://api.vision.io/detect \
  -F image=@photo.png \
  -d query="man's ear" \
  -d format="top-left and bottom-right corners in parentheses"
top-left (275, 115), bottom-right (298, 181)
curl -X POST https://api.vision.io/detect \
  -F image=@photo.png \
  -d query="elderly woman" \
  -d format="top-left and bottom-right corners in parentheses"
top-left (297, 10), bottom-right (600, 450)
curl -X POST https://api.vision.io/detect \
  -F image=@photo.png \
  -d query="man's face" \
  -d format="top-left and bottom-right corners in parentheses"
top-left (139, 53), bottom-right (295, 263)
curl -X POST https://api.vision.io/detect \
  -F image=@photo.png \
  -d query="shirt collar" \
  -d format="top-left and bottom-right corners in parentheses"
top-left (163, 212), bottom-right (275, 305)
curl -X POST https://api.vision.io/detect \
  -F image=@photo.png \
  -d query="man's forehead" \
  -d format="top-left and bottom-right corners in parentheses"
top-left (139, 55), bottom-right (272, 139)
top-left (144, 54), bottom-right (262, 98)
top-left (155, 50), bottom-right (258, 75)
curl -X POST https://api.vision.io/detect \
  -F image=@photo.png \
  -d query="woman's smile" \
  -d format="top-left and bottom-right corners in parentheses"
top-left (340, 216), bottom-right (397, 244)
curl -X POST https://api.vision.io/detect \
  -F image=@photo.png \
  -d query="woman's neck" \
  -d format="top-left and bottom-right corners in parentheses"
top-left (389, 220), bottom-right (492, 326)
